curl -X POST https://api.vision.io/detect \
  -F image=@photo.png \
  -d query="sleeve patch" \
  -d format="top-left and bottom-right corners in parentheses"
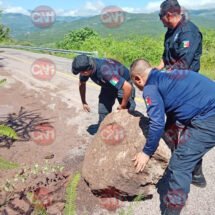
top-left (109, 76), bottom-right (120, 86)
top-left (145, 96), bottom-right (152, 107)
top-left (181, 40), bottom-right (190, 48)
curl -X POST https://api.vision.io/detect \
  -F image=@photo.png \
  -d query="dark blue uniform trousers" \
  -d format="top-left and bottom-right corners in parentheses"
top-left (98, 86), bottom-right (136, 124)
top-left (165, 114), bottom-right (215, 208)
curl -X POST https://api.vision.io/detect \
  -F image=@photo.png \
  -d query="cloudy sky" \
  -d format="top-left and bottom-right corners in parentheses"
top-left (1, 0), bottom-right (215, 16)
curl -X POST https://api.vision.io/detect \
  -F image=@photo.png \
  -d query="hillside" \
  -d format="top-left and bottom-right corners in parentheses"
top-left (2, 9), bottom-right (215, 45)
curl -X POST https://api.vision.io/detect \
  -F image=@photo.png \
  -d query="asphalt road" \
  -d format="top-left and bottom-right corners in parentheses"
top-left (0, 48), bottom-right (215, 215)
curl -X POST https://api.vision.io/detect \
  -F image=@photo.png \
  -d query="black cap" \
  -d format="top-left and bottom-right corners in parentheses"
top-left (160, 0), bottom-right (181, 18)
top-left (72, 54), bottom-right (94, 75)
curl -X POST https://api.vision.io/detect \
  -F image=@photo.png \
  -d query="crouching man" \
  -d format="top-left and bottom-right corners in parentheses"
top-left (131, 59), bottom-right (215, 215)
top-left (72, 54), bottom-right (136, 126)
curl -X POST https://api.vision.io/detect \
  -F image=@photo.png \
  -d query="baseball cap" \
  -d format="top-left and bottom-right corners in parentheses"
top-left (160, 0), bottom-right (181, 18)
top-left (72, 54), bottom-right (94, 75)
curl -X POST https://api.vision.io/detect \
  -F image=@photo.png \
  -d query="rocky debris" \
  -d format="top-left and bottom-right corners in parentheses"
top-left (0, 171), bottom-right (70, 214)
top-left (82, 110), bottom-right (171, 198)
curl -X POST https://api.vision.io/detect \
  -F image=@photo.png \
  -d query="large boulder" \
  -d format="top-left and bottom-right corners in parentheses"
top-left (82, 110), bottom-right (171, 197)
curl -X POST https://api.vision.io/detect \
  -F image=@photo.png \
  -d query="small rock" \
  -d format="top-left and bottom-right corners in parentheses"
top-left (19, 169), bottom-right (25, 176)
top-left (44, 153), bottom-right (55, 160)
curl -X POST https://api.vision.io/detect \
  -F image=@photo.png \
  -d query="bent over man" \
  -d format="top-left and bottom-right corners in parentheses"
top-left (131, 59), bottom-right (215, 215)
top-left (72, 54), bottom-right (136, 126)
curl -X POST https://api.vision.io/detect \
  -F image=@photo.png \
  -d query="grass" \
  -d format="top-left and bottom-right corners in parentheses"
top-left (64, 172), bottom-right (81, 215)
top-left (0, 79), bottom-right (7, 86)
top-left (118, 194), bottom-right (144, 215)
top-left (0, 156), bottom-right (19, 170)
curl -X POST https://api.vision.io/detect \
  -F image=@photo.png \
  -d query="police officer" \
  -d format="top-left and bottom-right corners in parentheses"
top-left (157, 0), bottom-right (205, 189)
top-left (157, 0), bottom-right (202, 72)
top-left (72, 54), bottom-right (136, 126)
top-left (131, 59), bottom-right (215, 215)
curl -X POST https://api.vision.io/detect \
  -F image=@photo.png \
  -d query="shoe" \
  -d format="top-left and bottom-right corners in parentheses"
top-left (192, 161), bottom-right (207, 188)
top-left (192, 174), bottom-right (207, 188)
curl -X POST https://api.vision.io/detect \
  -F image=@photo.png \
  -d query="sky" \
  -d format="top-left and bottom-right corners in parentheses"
top-left (1, 0), bottom-right (215, 16)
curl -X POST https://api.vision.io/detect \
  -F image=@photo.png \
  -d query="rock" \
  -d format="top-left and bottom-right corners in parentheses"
top-left (82, 110), bottom-right (171, 197)
top-left (44, 153), bottom-right (55, 160)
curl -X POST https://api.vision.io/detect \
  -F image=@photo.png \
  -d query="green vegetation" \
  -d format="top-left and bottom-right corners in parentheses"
top-left (0, 26), bottom-right (9, 41)
top-left (0, 79), bottom-right (7, 87)
top-left (0, 157), bottom-right (19, 170)
top-left (118, 194), bottom-right (144, 215)
top-left (0, 11), bottom-right (10, 43)
top-left (57, 27), bottom-right (99, 50)
top-left (0, 23), bottom-right (10, 42)
top-left (57, 27), bottom-right (215, 79)
top-left (0, 125), bottom-right (18, 140)
top-left (33, 206), bottom-right (48, 215)
top-left (200, 29), bottom-right (215, 79)
top-left (2, 10), bottom-right (215, 44)
top-left (64, 172), bottom-right (81, 215)
top-left (26, 192), bottom-right (48, 215)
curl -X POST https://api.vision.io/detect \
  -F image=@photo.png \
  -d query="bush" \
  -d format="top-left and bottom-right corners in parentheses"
top-left (0, 11), bottom-right (10, 42)
top-left (57, 27), bottom-right (215, 79)
top-left (0, 24), bottom-right (10, 42)
top-left (57, 27), bottom-right (99, 50)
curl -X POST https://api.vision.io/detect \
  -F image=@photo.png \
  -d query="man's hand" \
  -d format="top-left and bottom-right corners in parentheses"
top-left (83, 103), bottom-right (91, 112)
top-left (132, 152), bottom-right (150, 173)
top-left (156, 59), bottom-right (165, 70)
top-left (117, 105), bottom-right (127, 110)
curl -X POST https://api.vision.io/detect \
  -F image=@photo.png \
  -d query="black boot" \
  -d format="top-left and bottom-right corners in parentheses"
top-left (192, 160), bottom-right (206, 188)
top-left (163, 207), bottom-right (182, 215)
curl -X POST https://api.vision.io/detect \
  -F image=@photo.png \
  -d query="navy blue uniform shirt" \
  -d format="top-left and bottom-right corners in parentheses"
top-left (80, 58), bottom-right (131, 90)
top-left (163, 16), bottom-right (202, 72)
top-left (143, 69), bottom-right (215, 156)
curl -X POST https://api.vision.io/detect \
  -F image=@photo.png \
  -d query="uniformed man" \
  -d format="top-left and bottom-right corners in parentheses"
top-left (157, 0), bottom-right (202, 72)
top-left (131, 59), bottom-right (215, 215)
top-left (157, 0), bottom-right (205, 189)
top-left (72, 54), bottom-right (136, 126)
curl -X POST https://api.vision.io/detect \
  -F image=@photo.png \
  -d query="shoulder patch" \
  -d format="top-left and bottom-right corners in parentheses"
top-left (181, 40), bottom-right (190, 48)
top-left (145, 96), bottom-right (152, 107)
top-left (109, 76), bottom-right (120, 86)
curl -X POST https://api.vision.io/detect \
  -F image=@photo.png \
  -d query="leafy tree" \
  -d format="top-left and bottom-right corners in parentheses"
top-left (57, 27), bottom-right (99, 50)
top-left (0, 10), bottom-right (10, 42)
top-left (0, 24), bottom-right (10, 41)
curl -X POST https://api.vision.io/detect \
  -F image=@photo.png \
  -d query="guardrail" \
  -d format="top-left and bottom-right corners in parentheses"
top-left (0, 45), bottom-right (99, 57)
